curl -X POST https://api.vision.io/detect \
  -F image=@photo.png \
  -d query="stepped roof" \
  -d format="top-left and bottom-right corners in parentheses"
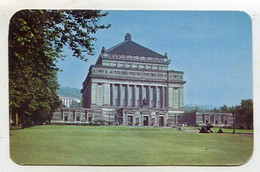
top-left (104, 33), bottom-right (166, 58)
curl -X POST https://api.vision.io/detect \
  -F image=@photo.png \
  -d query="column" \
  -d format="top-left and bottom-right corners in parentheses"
top-left (118, 84), bottom-right (121, 106)
top-left (153, 86), bottom-right (158, 108)
top-left (110, 84), bottom-right (114, 106)
top-left (103, 83), bottom-right (110, 106)
top-left (126, 84), bottom-right (129, 107)
top-left (162, 87), bottom-right (165, 108)
top-left (135, 85), bottom-right (139, 107)
top-left (123, 114), bottom-right (126, 125)
top-left (91, 83), bottom-right (97, 105)
top-left (151, 87), bottom-right (154, 107)
top-left (133, 85), bottom-right (136, 107)
top-left (156, 87), bottom-right (160, 108)
top-left (179, 87), bottom-right (184, 108)
top-left (142, 85), bottom-right (145, 102)
top-left (148, 86), bottom-right (151, 107)
top-left (140, 85), bottom-right (143, 106)
top-left (164, 87), bottom-right (167, 108)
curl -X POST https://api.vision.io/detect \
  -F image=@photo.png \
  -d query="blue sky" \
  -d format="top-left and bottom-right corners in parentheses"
top-left (57, 11), bottom-right (252, 107)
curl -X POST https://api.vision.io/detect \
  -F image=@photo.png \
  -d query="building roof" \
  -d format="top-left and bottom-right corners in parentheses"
top-left (105, 33), bottom-right (166, 58)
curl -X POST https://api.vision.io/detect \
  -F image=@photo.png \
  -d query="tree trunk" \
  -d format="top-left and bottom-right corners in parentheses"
top-left (15, 112), bottom-right (19, 126)
top-left (9, 112), bottom-right (12, 128)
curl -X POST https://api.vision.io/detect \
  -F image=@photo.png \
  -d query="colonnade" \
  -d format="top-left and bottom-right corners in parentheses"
top-left (110, 84), bottom-right (167, 108)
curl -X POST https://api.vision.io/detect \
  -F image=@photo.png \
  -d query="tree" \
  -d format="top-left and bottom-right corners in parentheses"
top-left (220, 100), bottom-right (253, 129)
top-left (220, 104), bottom-right (229, 113)
top-left (237, 99), bottom-right (253, 129)
top-left (70, 100), bottom-right (82, 108)
top-left (9, 10), bottom-right (110, 127)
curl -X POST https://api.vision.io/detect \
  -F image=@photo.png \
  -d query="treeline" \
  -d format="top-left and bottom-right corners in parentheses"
top-left (212, 99), bottom-right (253, 129)
top-left (9, 10), bottom-right (110, 128)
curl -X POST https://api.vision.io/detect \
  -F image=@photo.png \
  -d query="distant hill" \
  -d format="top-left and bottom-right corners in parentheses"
top-left (58, 87), bottom-right (82, 100)
top-left (184, 104), bottom-right (219, 112)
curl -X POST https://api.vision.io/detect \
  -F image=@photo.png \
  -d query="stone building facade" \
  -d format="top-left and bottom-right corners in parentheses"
top-left (78, 33), bottom-right (186, 126)
top-left (180, 112), bottom-right (234, 127)
top-left (60, 96), bottom-right (81, 108)
top-left (51, 33), bottom-right (234, 127)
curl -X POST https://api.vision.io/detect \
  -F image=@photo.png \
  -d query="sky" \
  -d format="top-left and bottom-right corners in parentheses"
top-left (57, 11), bottom-right (252, 107)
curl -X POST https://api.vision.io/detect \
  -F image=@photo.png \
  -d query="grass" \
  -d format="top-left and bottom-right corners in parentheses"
top-left (10, 126), bottom-right (22, 130)
top-left (10, 125), bottom-right (253, 166)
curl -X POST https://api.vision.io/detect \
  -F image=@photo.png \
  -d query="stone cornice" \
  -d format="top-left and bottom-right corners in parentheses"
top-left (89, 75), bottom-right (186, 84)
top-left (100, 53), bottom-right (170, 65)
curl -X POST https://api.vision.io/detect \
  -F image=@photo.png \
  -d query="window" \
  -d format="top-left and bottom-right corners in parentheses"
top-left (146, 65), bottom-right (151, 69)
top-left (139, 65), bottom-right (144, 69)
top-left (88, 116), bottom-right (92, 122)
top-left (132, 64), bottom-right (137, 68)
top-left (111, 63), bottom-right (117, 67)
top-left (125, 64), bottom-right (130, 68)
top-left (118, 63), bottom-right (123, 67)
top-left (215, 120), bottom-right (218, 124)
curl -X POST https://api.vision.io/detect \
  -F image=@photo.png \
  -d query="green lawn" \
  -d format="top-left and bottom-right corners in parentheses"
top-left (10, 125), bottom-right (253, 166)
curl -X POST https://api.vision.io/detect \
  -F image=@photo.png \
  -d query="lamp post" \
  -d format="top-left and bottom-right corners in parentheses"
top-left (232, 113), bottom-right (236, 134)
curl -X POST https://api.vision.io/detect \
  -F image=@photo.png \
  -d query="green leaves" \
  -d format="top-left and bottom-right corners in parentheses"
top-left (9, 10), bottom-right (110, 126)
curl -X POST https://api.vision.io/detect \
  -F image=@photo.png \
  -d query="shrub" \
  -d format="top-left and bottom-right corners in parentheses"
top-left (199, 127), bottom-right (208, 133)
top-left (217, 128), bottom-right (224, 133)
top-left (238, 125), bottom-right (245, 129)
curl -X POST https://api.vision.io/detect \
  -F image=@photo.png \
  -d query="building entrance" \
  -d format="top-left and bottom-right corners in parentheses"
top-left (127, 115), bottom-right (133, 125)
top-left (159, 116), bottom-right (164, 126)
top-left (143, 116), bottom-right (149, 126)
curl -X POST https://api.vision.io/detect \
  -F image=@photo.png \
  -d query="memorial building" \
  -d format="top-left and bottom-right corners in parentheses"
top-left (51, 33), bottom-right (234, 127)
top-left (79, 33), bottom-right (186, 126)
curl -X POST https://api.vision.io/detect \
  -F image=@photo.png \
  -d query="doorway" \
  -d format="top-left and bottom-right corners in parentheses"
top-left (159, 116), bottom-right (164, 126)
top-left (127, 115), bottom-right (133, 125)
top-left (143, 116), bottom-right (149, 126)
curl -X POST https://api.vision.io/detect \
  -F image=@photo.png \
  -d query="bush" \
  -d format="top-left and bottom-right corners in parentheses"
top-left (93, 119), bottom-right (106, 125)
top-left (217, 128), bottom-right (224, 133)
top-left (238, 125), bottom-right (245, 129)
top-left (199, 127), bottom-right (208, 133)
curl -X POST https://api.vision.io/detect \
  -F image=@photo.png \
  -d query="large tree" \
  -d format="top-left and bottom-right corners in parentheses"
top-left (9, 10), bottom-right (110, 127)
top-left (236, 99), bottom-right (253, 129)
top-left (216, 99), bottom-right (253, 129)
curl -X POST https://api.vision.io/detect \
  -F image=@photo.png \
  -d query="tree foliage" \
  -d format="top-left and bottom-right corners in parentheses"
top-left (9, 10), bottom-right (110, 127)
top-left (209, 99), bottom-right (253, 129)
top-left (236, 99), bottom-right (253, 129)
